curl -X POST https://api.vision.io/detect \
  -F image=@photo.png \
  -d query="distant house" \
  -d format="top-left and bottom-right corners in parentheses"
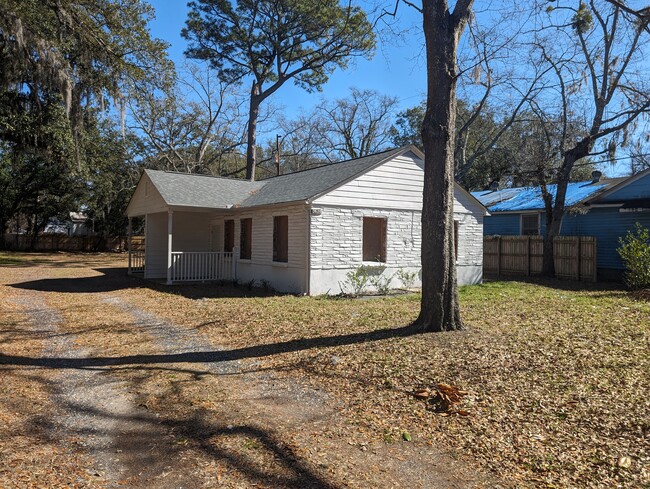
top-left (125, 146), bottom-right (488, 294)
top-left (472, 169), bottom-right (650, 278)
top-left (44, 212), bottom-right (95, 236)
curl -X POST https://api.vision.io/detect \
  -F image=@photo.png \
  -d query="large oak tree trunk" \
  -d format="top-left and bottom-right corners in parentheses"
top-left (415, 3), bottom-right (464, 332)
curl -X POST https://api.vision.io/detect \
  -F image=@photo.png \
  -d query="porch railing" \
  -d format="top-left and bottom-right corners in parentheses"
top-left (128, 251), bottom-right (145, 274)
top-left (170, 251), bottom-right (236, 282)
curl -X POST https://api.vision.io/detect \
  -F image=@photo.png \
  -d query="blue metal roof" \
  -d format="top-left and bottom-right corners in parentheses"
top-left (472, 181), bottom-right (609, 212)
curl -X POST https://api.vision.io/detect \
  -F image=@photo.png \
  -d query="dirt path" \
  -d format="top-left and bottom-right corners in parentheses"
top-left (1, 256), bottom-right (499, 488)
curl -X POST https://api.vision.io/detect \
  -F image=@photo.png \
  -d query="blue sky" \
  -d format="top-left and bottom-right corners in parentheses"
top-left (145, 1), bottom-right (638, 177)
top-left (147, 0), bottom-right (427, 119)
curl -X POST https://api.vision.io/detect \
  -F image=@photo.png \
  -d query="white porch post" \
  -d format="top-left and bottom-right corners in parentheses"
top-left (166, 210), bottom-right (173, 284)
top-left (127, 217), bottom-right (132, 274)
top-left (232, 245), bottom-right (239, 281)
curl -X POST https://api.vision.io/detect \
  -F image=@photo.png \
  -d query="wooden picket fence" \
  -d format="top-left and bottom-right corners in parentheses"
top-left (484, 236), bottom-right (597, 282)
top-left (1, 234), bottom-right (145, 252)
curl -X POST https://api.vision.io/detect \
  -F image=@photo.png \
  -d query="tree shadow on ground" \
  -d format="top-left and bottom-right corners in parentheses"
top-left (59, 401), bottom-right (338, 488)
top-left (10, 267), bottom-right (291, 299)
top-left (2, 369), bottom-right (337, 488)
top-left (0, 323), bottom-right (423, 370)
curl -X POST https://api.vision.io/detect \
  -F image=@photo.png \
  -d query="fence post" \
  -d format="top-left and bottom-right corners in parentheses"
top-left (496, 236), bottom-right (502, 277)
top-left (577, 236), bottom-right (581, 281)
top-left (127, 219), bottom-right (132, 274)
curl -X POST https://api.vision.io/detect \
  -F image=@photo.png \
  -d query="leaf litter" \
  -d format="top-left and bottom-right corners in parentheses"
top-left (1, 252), bottom-right (648, 488)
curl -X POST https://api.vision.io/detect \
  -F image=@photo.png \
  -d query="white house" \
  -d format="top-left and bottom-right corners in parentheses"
top-left (125, 146), bottom-right (487, 294)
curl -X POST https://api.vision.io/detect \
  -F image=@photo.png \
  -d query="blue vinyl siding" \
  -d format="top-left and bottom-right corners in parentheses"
top-left (484, 214), bottom-right (522, 235)
top-left (561, 208), bottom-right (650, 269)
top-left (598, 173), bottom-right (650, 202)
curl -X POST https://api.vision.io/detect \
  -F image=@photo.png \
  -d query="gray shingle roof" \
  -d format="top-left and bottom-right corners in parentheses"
top-left (144, 147), bottom-right (415, 210)
top-left (240, 147), bottom-right (409, 207)
top-left (145, 170), bottom-right (264, 208)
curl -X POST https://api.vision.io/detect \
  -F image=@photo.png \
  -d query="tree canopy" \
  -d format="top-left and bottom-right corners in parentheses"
top-left (183, 0), bottom-right (376, 179)
top-left (0, 0), bottom-right (170, 241)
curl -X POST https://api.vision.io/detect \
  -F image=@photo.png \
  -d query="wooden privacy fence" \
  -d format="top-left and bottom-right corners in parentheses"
top-left (484, 236), bottom-right (597, 282)
top-left (2, 234), bottom-right (145, 252)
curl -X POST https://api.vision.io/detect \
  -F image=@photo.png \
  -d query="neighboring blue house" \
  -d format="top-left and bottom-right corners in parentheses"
top-left (472, 169), bottom-right (650, 278)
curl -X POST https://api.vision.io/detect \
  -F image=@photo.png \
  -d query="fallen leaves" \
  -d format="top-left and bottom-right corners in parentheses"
top-left (411, 383), bottom-right (471, 415)
top-left (2, 254), bottom-right (649, 488)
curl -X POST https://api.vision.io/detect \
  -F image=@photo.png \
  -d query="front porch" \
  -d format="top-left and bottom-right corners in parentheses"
top-left (126, 209), bottom-right (238, 284)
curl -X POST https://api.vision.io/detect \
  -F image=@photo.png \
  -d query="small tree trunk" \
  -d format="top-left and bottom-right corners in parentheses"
top-left (415, 5), bottom-right (464, 332)
top-left (245, 84), bottom-right (261, 181)
top-left (541, 159), bottom-right (573, 276)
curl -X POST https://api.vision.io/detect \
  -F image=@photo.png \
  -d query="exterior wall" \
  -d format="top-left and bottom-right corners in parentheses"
top-left (562, 208), bottom-right (650, 270)
top-left (484, 213), bottom-right (525, 235)
top-left (214, 203), bottom-right (309, 294)
top-left (308, 201), bottom-right (484, 295)
top-left (127, 174), bottom-right (167, 217)
top-left (315, 153), bottom-right (425, 210)
top-left (144, 212), bottom-right (168, 279)
top-left (172, 211), bottom-right (211, 252)
top-left (310, 151), bottom-right (485, 294)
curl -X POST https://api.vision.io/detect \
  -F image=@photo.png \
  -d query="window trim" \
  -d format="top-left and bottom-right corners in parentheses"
top-left (362, 216), bottom-right (387, 263)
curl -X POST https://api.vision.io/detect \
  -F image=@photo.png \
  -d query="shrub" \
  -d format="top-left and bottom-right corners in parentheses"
top-left (339, 264), bottom-right (392, 296)
top-left (395, 268), bottom-right (418, 289)
top-left (369, 271), bottom-right (393, 295)
top-left (617, 222), bottom-right (650, 289)
top-left (339, 265), bottom-right (371, 296)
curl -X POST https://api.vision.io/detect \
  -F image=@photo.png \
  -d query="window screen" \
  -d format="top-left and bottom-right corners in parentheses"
top-left (362, 217), bottom-right (387, 262)
top-left (521, 214), bottom-right (539, 236)
top-left (240, 218), bottom-right (252, 259)
top-left (273, 215), bottom-right (288, 262)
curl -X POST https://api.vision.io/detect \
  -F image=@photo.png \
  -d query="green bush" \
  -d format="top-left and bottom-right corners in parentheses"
top-left (339, 265), bottom-right (371, 296)
top-left (617, 223), bottom-right (650, 289)
top-left (395, 268), bottom-right (418, 289)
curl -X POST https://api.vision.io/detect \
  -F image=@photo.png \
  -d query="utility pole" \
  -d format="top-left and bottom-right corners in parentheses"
top-left (275, 134), bottom-right (281, 176)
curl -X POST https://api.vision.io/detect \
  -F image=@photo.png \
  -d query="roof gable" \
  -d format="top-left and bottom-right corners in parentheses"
top-left (590, 168), bottom-right (650, 203)
top-left (239, 147), bottom-right (411, 207)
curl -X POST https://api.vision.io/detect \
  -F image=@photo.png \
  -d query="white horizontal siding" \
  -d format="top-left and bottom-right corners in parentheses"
top-left (172, 212), bottom-right (211, 252)
top-left (313, 153), bottom-right (481, 216)
top-left (127, 174), bottom-right (168, 217)
top-left (220, 204), bottom-right (308, 268)
top-left (145, 212), bottom-right (168, 279)
top-left (207, 204), bottom-right (309, 293)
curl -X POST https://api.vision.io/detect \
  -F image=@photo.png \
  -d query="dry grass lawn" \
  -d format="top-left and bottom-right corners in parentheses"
top-left (1, 252), bottom-right (648, 487)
